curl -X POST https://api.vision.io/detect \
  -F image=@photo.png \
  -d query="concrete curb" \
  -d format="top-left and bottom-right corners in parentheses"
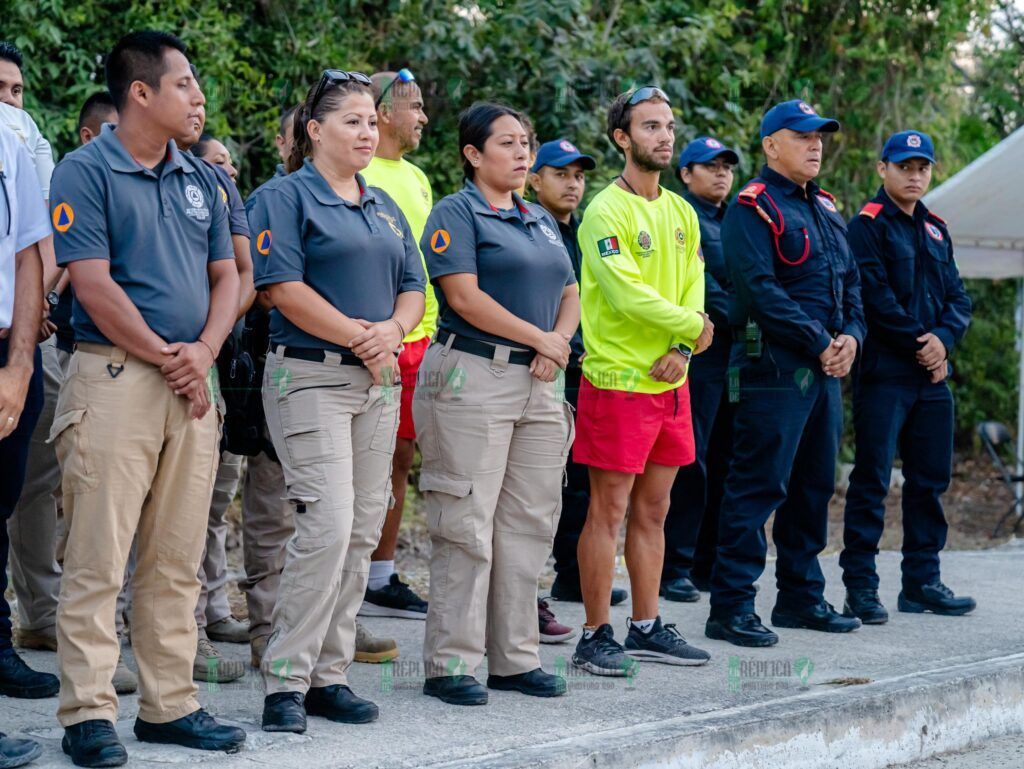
top-left (427, 653), bottom-right (1024, 769)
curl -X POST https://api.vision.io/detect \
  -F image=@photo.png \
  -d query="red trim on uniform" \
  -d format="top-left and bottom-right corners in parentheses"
top-left (737, 184), bottom-right (810, 266)
top-left (927, 211), bottom-right (947, 225)
top-left (817, 188), bottom-right (836, 201)
top-left (738, 182), bottom-right (766, 199)
top-left (859, 202), bottom-right (883, 219)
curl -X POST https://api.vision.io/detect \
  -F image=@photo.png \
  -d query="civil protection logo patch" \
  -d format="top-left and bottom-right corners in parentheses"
top-left (52, 203), bottom-right (74, 233)
top-left (925, 222), bottom-right (943, 241)
top-left (256, 230), bottom-right (272, 255)
top-left (430, 229), bottom-right (451, 253)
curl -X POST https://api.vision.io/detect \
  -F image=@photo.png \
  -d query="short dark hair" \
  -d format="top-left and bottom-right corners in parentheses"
top-left (606, 89), bottom-right (670, 155)
top-left (0, 42), bottom-right (23, 70)
top-left (105, 30), bottom-right (188, 110)
top-left (458, 102), bottom-right (523, 180)
top-left (78, 91), bottom-right (117, 131)
top-left (193, 132), bottom-right (217, 159)
top-left (279, 104), bottom-right (299, 137)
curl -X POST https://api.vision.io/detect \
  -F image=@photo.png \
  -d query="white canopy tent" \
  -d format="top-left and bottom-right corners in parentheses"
top-left (925, 125), bottom-right (1024, 492)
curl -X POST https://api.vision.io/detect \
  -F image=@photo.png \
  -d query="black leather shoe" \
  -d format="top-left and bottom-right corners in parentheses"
top-left (0, 649), bottom-right (59, 699)
top-left (705, 613), bottom-right (779, 647)
top-left (898, 581), bottom-right (976, 616)
top-left (843, 588), bottom-right (889, 624)
top-left (772, 601), bottom-right (862, 633)
top-left (423, 675), bottom-right (488, 706)
top-left (550, 576), bottom-right (628, 606)
top-left (305, 684), bottom-right (378, 723)
top-left (61, 720), bottom-right (127, 768)
top-left (0, 733), bottom-right (42, 769)
top-left (691, 573), bottom-right (712, 593)
top-left (661, 577), bottom-right (700, 603)
top-left (134, 709), bottom-right (245, 753)
top-left (487, 668), bottom-right (566, 697)
top-left (262, 692), bottom-right (306, 733)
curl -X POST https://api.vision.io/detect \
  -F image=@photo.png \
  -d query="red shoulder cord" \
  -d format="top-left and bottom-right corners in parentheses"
top-left (737, 187), bottom-right (810, 266)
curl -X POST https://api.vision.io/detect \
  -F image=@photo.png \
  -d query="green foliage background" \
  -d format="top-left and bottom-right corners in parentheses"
top-left (5, 0), bottom-right (1021, 448)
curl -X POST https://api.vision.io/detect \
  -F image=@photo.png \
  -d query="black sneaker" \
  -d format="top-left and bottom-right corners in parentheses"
top-left (572, 624), bottom-right (638, 677)
top-left (624, 617), bottom-right (710, 666)
top-left (134, 709), bottom-right (245, 753)
top-left (359, 574), bottom-right (427, 619)
top-left (62, 720), bottom-right (127, 768)
top-left (898, 581), bottom-right (976, 616)
top-left (0, 649), bottom-right (59, 699)
top-left (550, 576), bottom-right (628, 607)
top-left (262, 692), bottom-right (306, 733)
top-left (0, 733), bottom-right (42, 769)
top-left (843, 588), bottom-right (889, 624)
top-left (305, 684), bottom-right (379, 723)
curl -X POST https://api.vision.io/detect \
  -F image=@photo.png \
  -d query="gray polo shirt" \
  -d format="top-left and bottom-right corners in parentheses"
top-left (421, 179), bottom-right (575, 348)
top-left (251, 158), bottom-right (426, 353)
top-left (200, 156), bottom-right (249, 238)
top-left (50, 124), bottom-right (234, 346)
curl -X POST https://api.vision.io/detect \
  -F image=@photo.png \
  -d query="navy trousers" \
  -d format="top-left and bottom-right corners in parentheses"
top-left (551, 365), bottom-right (589, 585)
top-left (663, 339), bottom-right (731, 584)
top-left (0, 340), bottom-right (44, 651)
top-left (710, 342), bottom-right (842, 616)
top-left (840, 378), bottom-right (953, 590)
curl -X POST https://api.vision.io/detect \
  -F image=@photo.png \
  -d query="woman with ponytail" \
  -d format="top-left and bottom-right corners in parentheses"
top-left (248, 69), bottom-right (426, 733)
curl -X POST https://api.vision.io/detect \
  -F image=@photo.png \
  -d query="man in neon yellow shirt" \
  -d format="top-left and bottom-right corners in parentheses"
top-left (359, 69), bottom-right (436, 620)
top-left (573, 86), bottom-right (714, 676)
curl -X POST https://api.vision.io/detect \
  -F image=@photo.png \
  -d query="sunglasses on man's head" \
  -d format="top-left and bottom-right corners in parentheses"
top-left (627, 85), bottom-right (670, 106)
top-left (375, 68), bottom-right (416, 108)
top-left (310, 69), bottom-right (373, 113)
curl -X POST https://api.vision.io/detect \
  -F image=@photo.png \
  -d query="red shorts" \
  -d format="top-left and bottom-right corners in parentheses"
top-left (572, 376), bottom-right (695, 474)
top-left (397, 337), bottom-right (429, 441)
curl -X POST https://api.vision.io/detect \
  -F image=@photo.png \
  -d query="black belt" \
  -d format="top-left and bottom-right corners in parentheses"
top-left (436, 331), bottom-right (534, 366)
top-left (280, 346), bottom-right (364, 367)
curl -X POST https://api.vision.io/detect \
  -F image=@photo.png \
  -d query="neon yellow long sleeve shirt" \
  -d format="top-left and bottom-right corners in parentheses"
top-left (579, 182), bottom-right (704, 394)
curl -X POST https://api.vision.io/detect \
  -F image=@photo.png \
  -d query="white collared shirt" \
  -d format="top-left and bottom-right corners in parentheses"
top-left (0, 101), bottom-right (54, 200)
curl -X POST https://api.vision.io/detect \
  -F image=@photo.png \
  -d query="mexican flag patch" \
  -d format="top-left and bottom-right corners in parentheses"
top-left (598, 236), bottom-right (620, 258)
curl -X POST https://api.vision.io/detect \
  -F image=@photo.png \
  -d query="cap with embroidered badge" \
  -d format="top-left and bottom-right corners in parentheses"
top-left (881, 130), bottom-right (935, 163)
top-left (760, 99), bottom-right (840, 139)
top-left (678, 136), bottom-right (739, 168)
top-left (530, 139), bottom-right (596, 173)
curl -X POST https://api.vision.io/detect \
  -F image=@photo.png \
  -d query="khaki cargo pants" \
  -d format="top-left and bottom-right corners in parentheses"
top-left (51, 344), bottom-right (219, 726)
top-left (261, 348), bottom-right (397, 695)
top-left (413, 337), bottom-right (574, 678)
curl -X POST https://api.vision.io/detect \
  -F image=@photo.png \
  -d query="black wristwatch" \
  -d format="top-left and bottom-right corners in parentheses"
top-left (674, 343), bottom-right (692, 360)
top-left (45, 290), bottom-right (59, 309)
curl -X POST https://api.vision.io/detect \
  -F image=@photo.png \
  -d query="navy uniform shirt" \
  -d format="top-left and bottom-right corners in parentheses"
top-left (50, 124), bottom-right (234, 347)
top-left (199, 156), bottom-right (250, 238)
top-left (554, 214), bottom-right (585, 366)
top-left (849, 188), bottom-right (971, 381)
top-left (683, 189), bottom-right (731, 330)
top-left (722, 165), bottom-right (865, 362)
top-left (251, 158), bottom-right (426, 353)
top-left (421, 180), bottom-right (576, 349)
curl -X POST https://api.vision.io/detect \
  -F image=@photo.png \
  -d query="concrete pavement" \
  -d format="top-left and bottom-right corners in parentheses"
top-left (4, 543), bottom-right (1023, 768)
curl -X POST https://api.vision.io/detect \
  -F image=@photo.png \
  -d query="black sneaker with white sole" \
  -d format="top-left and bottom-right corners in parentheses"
top-left (359, 574), bottom-right (427, 619)
top-left (571, 624), bottom-right (638, 677)
top-left (624, 617), bottom-right (710, 666)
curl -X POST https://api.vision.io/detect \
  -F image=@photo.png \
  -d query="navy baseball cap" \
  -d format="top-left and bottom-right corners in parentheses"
top-left (760, 99), bottom-right (840, 138)
top-left (882, 130), bottom-right (936, 163)
top-left (678, 136), bottom-right (739, 168)
top-left (531, 139), bottom-right (596, 173)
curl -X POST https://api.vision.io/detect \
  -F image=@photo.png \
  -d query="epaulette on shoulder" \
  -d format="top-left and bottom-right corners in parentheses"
top-left (859, 202), bottom-right (883, 219)
top-left (737, 182), bottom-right (766, 202)
top-left (817, 188), bottom-right (836, 201)
top-left (927, 210), bottom-right (947, 226)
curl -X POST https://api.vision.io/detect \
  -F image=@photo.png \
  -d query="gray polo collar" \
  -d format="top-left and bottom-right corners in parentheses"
top-left (295, 158), bottom-right (378, 208)
top-left (460, 179), bottom-right (539, 224)
top-left (93, 123), bottom-right (193, 177)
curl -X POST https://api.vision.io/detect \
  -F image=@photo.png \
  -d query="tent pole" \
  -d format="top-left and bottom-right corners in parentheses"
top-left (1018, 276), bottom-right (1024, 517)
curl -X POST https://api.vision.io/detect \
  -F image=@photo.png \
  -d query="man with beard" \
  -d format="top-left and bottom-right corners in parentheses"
top-left (707, 100), bottom-right (865, 648)
top-left (572, 87), bottom-right (712, 676)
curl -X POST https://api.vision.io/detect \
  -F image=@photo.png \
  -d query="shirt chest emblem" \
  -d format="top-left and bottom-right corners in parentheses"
top-left (539, 223), bottom-right (561, 245)
top-left (925, 222), bottom-right (943, 241)
top-left (184, 184), bottom-right (209, 221)
top-left (675, 227), bottom-right (686, 250)
top-left (817, 194), bottom-right (837, 213)
top-left (376, 211), bottom-right (404, 238)
top-left (636, 229), bottom-right (653, 256)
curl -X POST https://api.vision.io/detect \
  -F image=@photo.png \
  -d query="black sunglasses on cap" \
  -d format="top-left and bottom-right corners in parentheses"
top-left (310, 69), bottom-right (372, 113)
top-left (627, 85), bottom-right (670, 106)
